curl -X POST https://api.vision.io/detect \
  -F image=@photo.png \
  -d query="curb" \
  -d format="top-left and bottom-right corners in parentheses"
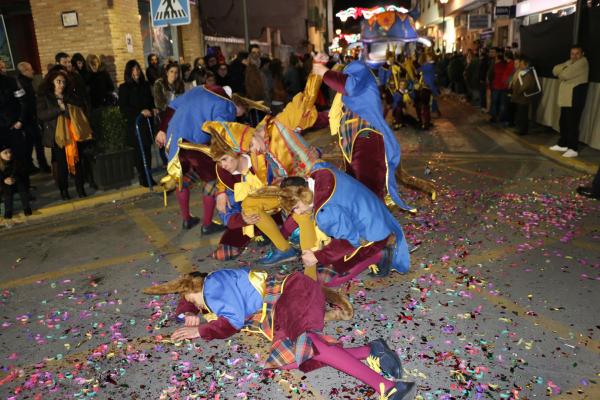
top-left (2, 185), bottom-right (153, 226)
top-left (501, 127), bottom-right (598, 175)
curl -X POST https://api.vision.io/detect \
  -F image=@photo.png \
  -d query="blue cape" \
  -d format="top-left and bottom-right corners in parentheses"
top-left (203, 268), bottom-right (263, 330)
top-left (166, 86), bottom-right (237, 161)
top-left (312, 162), bottom-right (410, 273)
top-left (342, 61), bottom-right (412, 211)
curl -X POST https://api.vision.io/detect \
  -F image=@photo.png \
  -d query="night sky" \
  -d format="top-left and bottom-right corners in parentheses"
top-left (333, 0), bottom-right (413, 32)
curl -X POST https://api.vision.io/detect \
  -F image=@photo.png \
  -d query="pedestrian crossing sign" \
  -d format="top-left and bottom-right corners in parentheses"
top-left (151, 0), bottom-right (191, 27)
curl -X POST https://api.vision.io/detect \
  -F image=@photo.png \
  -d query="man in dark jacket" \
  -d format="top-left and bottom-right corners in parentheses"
top-left (55, 52), bottom-right (89, 112)
top-left (17, 61), bottom-right (50, 173)
top-left (228, 51), bottom-right (248, 95)
top-left (510, 56), bottom-right (540, 135)
top-left (478, 48), bottom-right (489, 109)
top-left (0, 60), bottom-right (29, 183)
top-left (146, 53), bottom-right (161, 86)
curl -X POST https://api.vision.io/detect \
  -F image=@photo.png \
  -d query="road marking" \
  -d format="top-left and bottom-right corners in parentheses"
top-left (0, 235), bottom-right (221, 289)
top-left (126, 207), bottom-right (199, 273)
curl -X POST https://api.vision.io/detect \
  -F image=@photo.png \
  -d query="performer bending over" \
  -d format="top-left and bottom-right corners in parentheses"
top-left (155, 83), bottom-right (248, 233)
top-left (279, 161), bottom-right (411, 281)
top-left (313, 60), bottom-right (435, 205)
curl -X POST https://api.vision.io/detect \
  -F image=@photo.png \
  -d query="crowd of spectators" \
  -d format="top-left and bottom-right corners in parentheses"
top-left (0, 44), bottom-right (320, 221)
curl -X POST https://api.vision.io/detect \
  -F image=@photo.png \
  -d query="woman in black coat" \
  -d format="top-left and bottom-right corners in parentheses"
top-left (118, 60), bottom-right (157, 187)
top-left (37, 69), bottom-right (86, 199)
top-left (86, 54), bottom-right (115, 109)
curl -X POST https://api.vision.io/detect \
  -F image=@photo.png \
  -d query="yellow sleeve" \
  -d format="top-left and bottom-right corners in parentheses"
top-left (276, 73), bottom-right (323, 131)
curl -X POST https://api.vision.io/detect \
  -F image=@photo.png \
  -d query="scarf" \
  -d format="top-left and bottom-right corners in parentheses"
top-left (55, 104), bottom-right (93, 174)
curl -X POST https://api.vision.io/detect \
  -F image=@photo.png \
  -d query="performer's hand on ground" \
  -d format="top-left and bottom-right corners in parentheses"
top-left (216, 193), bottom-right (230, 214)
top-left (302, 250), bottom-right (318, 267)
top-left (141, 109), bottom-right (152, 118)
top-left (184, 315), bottom-right (201, 327)
top-left (155, 130), bottom-right (167, 147)
top-left (171, 327), bottom-right (200, 341)
top-left (242, 212), bottom-right (260, 225)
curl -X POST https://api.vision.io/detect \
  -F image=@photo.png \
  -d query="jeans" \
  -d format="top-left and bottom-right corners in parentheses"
top-left (490, 90), bottom-right (507, 121)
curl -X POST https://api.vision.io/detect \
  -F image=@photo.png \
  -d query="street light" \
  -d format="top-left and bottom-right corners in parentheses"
top-left (440, 0), bottom-right (448, 53)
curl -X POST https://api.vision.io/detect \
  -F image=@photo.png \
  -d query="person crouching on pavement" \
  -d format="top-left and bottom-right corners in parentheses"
top-left (1, 138), bottom-right (32, 219)
top-left (278, 160), bottom-right (411, 284)
top-left (143, 269), bottom-right (415, 400)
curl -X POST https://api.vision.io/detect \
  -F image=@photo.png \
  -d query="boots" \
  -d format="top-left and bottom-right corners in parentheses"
top-left (60, 189), bottom-right (71, 200)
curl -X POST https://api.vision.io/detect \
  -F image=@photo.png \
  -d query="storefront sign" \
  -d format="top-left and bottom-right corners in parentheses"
top-left (516, 0), bottom-right (576, 18)
top-left (151, 0), bottom-right (191, 27)
top-left (468, 14), bottom-right (491, 30)
top-left (495, 6), bottom-right (516, 18)
top-left (0, 15), bottom-right (14, 70)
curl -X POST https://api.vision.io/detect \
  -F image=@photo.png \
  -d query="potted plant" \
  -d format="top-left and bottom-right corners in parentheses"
top-left (89, 106), bottom-right (135, 190)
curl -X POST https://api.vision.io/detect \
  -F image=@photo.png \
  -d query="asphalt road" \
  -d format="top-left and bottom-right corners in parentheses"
top-left (1, 99), bottom-right (599, 400)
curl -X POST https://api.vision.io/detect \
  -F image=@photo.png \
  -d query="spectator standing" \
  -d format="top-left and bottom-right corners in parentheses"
top-left (152, 61), bottom-right (184, 165)
top-left (118, 60), bottom-right (157, 186)
top-left (478, 48), bottom-right (490, 110)
top-left (17, 62), bottom-right (51, 173)
top-left (0, 58), bottom-right (30, 199)
top-left (37, 69), bottom-right (89, 199)
top-left (55, 52), bottom-right (89, 112)
top-left (71, 53), bottom-right (90, 84)
top-left (549, 45), bottom-right (589, 158)
top-left (204, 54), bottom-right (218, 74)
top-left (215, 63), bottom-right (231, 88)
top-left (245, 45), bottom-right (267, 101)
top-left (1, 138), bottom-right (31, 218)
top-left (228, 51), bottom-right (248, 94)
top-left (510, 56), bottom-right (539, 136)
top-left (86, 55), bottom-right (115, 109)
top-left (284, 53), bottom-right (302, 98)
top-left (489, 49), bottom-right (509, 123)
top-left (501, 51), bottom-right (516, 125)
top-left (146, 53), bottom-right (161, 86)
top-left (269, 58), bottom-right (288, 113)
top-left (187, 57), bottom-right (206, 88)
top-left (448, 52), bottom-right (466, 94)
top-left (464, 50), bottom-right (480, 104)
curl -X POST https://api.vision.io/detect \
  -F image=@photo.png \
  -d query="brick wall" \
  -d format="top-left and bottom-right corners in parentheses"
top-left (106, 0), bottom-right (145, 83)
top-left (30, 0), bottom-right (144, 84)
top-left (179, 2), bottom-right (204, 63)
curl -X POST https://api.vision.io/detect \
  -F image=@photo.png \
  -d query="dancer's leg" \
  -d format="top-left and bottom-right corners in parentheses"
top-left (176, 187), bottom-right (191, 221)
top-left (307, 333), bottom-right (395, 393)
top-left (202, 195), bottom-right (216, 227)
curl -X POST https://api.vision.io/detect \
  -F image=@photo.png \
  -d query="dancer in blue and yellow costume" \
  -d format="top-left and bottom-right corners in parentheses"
top-left (143, 268), bottom-right (415, 400)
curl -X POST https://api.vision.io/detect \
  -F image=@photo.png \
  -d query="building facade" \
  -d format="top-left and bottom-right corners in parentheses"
top-left (1, 0), bottom-right (204, 82)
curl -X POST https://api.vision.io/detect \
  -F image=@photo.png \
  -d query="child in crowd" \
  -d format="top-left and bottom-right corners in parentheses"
top-left (0, 139), bottom-right (32, 219)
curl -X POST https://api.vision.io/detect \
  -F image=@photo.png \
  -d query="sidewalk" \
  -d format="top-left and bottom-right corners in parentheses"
top-left (1, 165), bottom-right (164, 227)
top-left (500, 122), bottom-right (599, 175)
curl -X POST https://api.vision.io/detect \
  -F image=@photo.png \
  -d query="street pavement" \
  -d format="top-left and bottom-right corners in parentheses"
top-left (0, 99), bottom-right (599, 400)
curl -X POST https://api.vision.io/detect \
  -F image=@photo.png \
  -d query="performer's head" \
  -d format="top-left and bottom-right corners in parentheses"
top-left (210, 135), bottom-right (243, 174)
top-left (279, 182), bottom-right (314, 215)
top-left (143, 272), bottom-right (207, 307)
